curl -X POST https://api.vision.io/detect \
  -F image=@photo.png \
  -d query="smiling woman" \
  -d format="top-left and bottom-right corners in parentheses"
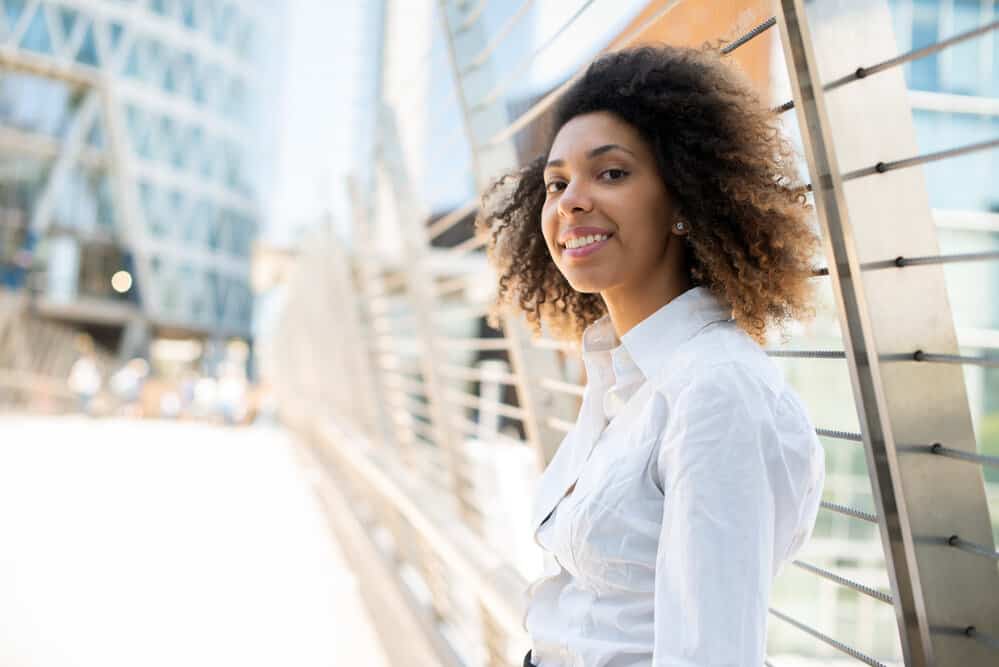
top-left (476, 45), bottom-right (826, 667)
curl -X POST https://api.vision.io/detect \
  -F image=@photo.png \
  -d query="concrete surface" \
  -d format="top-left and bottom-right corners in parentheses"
top-left (0, 417), bottom-right (388, 667)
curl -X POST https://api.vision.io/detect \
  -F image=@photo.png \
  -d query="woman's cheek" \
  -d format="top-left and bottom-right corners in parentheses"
top-left (541, 214), bottom-right (558, 256)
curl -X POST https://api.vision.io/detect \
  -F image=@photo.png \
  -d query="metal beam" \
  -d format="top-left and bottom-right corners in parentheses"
top-left (28, 89), bottom-right (101, 234)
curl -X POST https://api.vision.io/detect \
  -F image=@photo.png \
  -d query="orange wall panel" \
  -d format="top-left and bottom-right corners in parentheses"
top-left (607, 0), bottom-right (778, 99)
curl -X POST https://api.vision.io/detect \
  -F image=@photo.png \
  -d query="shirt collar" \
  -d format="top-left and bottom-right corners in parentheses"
top-left (621, 286), bottom-right (732, 381)
top-left (610, 344), bottom-right (640, 385)
top-left (581, 286), bottom-right (732, 385)
top-left (580, 314), bottom-right (618, 389)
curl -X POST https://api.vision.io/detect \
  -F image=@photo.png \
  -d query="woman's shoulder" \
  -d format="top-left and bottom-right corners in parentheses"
top-left (652, 320), bottom-right (784, 401)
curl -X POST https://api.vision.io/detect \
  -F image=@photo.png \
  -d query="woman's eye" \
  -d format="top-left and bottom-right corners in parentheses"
top-left (601, 168), bottom-right (628, 181)
top-left (545, 180), bottom-right (566, 194)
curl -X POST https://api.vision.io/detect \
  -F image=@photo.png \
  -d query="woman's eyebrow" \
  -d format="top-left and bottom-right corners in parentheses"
top-left (545, 144), bottom-right (636, 169)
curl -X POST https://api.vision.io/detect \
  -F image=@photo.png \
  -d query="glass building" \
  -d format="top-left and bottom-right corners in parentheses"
top-left (0, 0), bottom-right (275, 355)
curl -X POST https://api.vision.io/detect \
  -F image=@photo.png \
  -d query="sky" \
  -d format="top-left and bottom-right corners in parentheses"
top-left (262, 0), bottom-right (367, 247)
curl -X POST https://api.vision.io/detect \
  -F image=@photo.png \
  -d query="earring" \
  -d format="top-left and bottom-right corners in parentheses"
top-left (673, 221), bottom-right (687, 233)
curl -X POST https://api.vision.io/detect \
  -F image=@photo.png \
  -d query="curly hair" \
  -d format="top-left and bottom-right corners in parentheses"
top-left (477, 45), bottom-right (819, 344)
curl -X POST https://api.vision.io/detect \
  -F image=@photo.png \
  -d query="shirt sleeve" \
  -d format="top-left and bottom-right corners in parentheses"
top-left (653, 363), bottom-right (777, 667)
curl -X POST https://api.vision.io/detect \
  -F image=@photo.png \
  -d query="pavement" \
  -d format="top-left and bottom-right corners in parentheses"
top-left (0, 416), bottom-right (389, 667)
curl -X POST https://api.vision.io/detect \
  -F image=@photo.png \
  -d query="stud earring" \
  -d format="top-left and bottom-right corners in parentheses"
top-left (673, 221), bottom-right (687, 233)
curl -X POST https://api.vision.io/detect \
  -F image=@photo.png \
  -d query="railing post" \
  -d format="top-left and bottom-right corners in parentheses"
top-left (503, 317), bottom-right (579, 467)
top-left (347, 181), bottom-right (411, 454)
top-left (374, 103), bottom-right (482, 532)
top-left (776, 1), bottom-right (999, 664)
top-left (479, 602), bottom-right (509, 667)
top-left (317, 224), bottom-right (385, 439)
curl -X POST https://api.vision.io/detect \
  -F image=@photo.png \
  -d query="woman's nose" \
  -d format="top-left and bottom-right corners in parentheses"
top-left (558, 181), bottom-right (593, 217)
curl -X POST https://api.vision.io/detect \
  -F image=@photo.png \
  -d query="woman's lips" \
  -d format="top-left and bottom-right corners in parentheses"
top-left (562, 235), bottom-right (611, 259)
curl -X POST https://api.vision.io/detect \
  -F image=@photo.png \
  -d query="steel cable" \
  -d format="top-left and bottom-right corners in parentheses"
top-left (820, 500), bottom-right (878, 524)
top-left (769, 608), bottom-right (888, 667)
top-left (773, 19), bottom-right (999, 112)
top-left (470, 0), bottom-right (600, 114)
top-left (461, 0), bottom-right (537, 75)
top-left (791, 559), bottom-right (893, 605)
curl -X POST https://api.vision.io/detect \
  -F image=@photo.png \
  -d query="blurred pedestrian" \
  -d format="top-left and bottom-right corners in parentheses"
top-left (217, 362), bottom-right (248, 425)
top-left (68, 352), bottom-right (101, 416)
top-left (109, 358), bottom-right (149, 417)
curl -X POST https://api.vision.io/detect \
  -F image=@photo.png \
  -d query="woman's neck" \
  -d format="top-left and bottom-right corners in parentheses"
top-left (602, 273), bottom-right (692, 340)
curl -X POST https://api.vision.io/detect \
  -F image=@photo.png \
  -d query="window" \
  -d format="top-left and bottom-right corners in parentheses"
top-left (908, 0), bottom-right (940, 90)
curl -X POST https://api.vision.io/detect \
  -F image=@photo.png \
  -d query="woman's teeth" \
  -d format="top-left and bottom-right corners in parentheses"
top-left (564, 234), bottom-right (609, 249)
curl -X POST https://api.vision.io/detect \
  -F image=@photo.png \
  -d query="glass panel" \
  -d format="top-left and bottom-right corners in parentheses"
top-left (52, 169), bottom-right (94, 232)
top-left (168, 189), bottom-right (184, 226)
top-left (912, 110), bottom-right (997, 211)
top-left (186, 125), bottom-right (203, 174)
top-left (122, 39), bottom-right (142, 79)
top-left (95, 172), bottom-right (115, 233)
top-left (206, 269), bottom-right (224, 321)
top-left (163, 63), bottom-right (177, 93)
top-left (86, 118), bottom-right (104, 149)
top-left (186, 199), bottom-right (208, 243)
top-left (0, 153), bottom-right (38, 290)
top-left (944, 0), bottom-right (983, 95)
top-left (198, 137), bottom-right (215, 179)
top-left (181, 0), bottom-right (196, 29)
top-left (0, 72), bottom-right (74, 137)
top-left (158, 115), bottom-right (176, 165)
top-left (191, 61), bottom-right (206, 105)
top-left (57, 6), bottom-right (78, 40)
top-left (18, 6), bottom-right (52, 55)
top-left (146, 40), bottom-right (166, 88)
top-left (0, 155), bottom-right (51, 223)
top-left (207, 209), bottom-right (223, 251)
top-left (179, 263), bottom-right (198, 317)
top-left (3, 0), bottom-right (28, 28)
top-left (212, 3), bottom-right (234, 45)
top-left (994, 11), bottom-right (999, 98)
top-left (139, 181), bottom-right (168, 238)
top-left (75, 24), bottom-right (100, 67)
top-left (109, 22), bottom-right (125, 53)
top-left (908, 0), bottom-right (940, 90)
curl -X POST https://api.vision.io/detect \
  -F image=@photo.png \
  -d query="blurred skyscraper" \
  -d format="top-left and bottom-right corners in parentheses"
top-left (0, 0), bottom-right (281, 365)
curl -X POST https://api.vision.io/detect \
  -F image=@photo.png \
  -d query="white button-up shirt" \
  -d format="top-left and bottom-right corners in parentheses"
top-left (524, 286), bottom-right (825, 667)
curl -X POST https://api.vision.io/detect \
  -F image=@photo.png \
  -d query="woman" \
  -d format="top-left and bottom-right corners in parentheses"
top-left (477, 46), bottom-right (826, 666)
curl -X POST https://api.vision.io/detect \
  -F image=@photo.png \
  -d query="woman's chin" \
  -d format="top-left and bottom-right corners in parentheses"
top-left (566, 277), bottom-right (611, 295)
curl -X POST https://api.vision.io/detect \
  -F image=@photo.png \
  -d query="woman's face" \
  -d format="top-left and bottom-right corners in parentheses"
top-left (541, 111), bottom-right (679, 295)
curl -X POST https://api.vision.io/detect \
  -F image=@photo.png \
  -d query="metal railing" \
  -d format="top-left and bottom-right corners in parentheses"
top-left (270, 1), bottom-right (999, 665)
